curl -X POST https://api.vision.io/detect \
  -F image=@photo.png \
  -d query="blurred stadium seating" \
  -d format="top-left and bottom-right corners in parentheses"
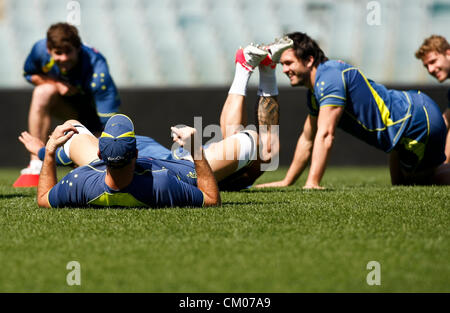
top-left (0, 0), bottom-right (449, 87)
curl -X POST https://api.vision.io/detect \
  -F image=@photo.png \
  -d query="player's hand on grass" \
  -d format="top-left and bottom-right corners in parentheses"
top-left (254, 180), bottom-right (289, 188)
top-left (18, 131), bottom-right (45, 155)
top-left (302, 184), bottom-right (325, 190)
top-left (55, 81), bottom-right (79, 96)
top-left (46, 122), bottom-right (79, 154)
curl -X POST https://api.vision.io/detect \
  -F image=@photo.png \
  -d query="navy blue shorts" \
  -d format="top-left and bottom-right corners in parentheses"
top-left (136, 135), bottom-right (172, 160)
top-left (395, 91), bottom-right (446, 173)
top-left (64, 94), bottom-right (103, 133)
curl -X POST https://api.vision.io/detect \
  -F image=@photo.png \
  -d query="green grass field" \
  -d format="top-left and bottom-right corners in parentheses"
top-left (0, 167), bottom-right (448, 292)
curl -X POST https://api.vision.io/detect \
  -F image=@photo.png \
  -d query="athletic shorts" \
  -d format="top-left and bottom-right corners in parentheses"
top-left (395, 91), bottom-right (446, 173)
top-left (136, 135), bottom-right (172, 160)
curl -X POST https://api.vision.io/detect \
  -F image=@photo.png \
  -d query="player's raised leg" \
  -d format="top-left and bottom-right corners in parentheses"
top-left (20, 120), bottom-right (99, 168)
top-left (255, 37), bottom-right (293, 162)
top-left (60, 121), bottom-right (99, 166)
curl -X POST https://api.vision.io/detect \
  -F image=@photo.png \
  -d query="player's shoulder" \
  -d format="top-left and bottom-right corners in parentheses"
top-left (317, 60), bottom-right (354, 76)
top-left (80, 43), bottom-right (107, 65)
top-left (314, 60), bottom-right (352, 91)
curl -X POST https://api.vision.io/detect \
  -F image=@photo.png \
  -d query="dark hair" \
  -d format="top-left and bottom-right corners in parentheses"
top-left (46, 22), bottom-right (81, 51)
top-left (287, 32), bottom-right (328, 67)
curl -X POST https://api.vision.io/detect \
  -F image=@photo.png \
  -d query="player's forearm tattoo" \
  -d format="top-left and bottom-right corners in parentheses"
top-left (256, 96), bottom-right (279, 127)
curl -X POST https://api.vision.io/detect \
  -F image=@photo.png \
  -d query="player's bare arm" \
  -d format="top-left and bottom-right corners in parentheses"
top-left (255, 114), bottom-right (317, 188)
top-left (171, 126), bottom-right (221, 206)
top-left (37, 123), bottom-right (79, 208)
top-left (304, 106), bottom-right (344, 189)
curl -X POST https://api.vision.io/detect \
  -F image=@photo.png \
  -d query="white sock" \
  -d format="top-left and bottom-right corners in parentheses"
top-left (257, 64), bottom-right (278, 96)
top-left (228, 63), bottom-right (253, 96)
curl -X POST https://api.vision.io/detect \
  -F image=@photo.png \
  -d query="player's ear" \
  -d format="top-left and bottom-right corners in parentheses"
top-left (446, 49), bottom-right (450, 58)
top-left (97, 150), bottom-right (102, 160)
top-left (306, 55), bottom-right (315, 69)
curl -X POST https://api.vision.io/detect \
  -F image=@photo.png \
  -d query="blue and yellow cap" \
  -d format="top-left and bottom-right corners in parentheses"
top-left (99, 114), bottom-right (137, 168)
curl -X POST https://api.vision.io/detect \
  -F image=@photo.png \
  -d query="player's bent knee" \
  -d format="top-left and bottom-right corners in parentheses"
top-left (31, 84), bottom-right (59, 110)
top-left (65, 119), bottom-right (82, 125)
top-left (62, 123), bottom-right (96, 159)
top-left (33, 83), bottom-right (59, 98)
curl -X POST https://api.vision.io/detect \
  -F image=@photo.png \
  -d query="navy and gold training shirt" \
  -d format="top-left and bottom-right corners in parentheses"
top-left (48, 158), bottom-right (204, 208)
top-left (306, 60), bottom-right (415, 153)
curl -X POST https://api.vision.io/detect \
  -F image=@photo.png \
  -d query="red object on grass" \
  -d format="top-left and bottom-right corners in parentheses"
top-left (13, 174), bottom-right (39, 187)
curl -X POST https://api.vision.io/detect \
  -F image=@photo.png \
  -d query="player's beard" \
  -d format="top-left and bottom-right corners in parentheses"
top-left (289, 70), bottom-right (310, 87)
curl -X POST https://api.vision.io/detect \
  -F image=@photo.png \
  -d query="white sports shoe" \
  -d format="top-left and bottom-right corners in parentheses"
top-left (264, 36), bottom-right (294, 64)
top-left (235, 44), bottom-right (269, 71)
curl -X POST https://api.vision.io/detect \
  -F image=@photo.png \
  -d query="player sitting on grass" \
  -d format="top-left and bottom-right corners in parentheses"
top-left (255, 32), bottom-right (450, 188)
top-left (415, 35), bottom-right (450, 163)
top-left (16, 22), bottom-right (121, 186)
top-left (20, 39), bottom-right (294, 195)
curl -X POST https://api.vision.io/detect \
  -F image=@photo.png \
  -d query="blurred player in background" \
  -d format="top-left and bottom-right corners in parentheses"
top-left (256, 32), bottom-right (450, 188)
top-left (415, 35), bottom-right (450, 163)
top-left (16, 22), bottom-right (120, 186)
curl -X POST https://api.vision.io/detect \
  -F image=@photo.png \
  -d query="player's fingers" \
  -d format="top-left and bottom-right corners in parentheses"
top-left (55, 124), bottom-right (78, 138)
top-left (21, 131), bottom-right (34, 141)
top-left (18, 135), bottom-right (26, 144)
top-left (55, 131), bottom-right (75, 146)
top-left (173, 137), bottom-right (185, 146)
top-left (170, 126), bottom-right (182, 137)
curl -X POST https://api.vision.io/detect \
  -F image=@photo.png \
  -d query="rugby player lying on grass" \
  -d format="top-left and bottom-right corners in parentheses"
top-left (34, 114), bottom-right (221, 208)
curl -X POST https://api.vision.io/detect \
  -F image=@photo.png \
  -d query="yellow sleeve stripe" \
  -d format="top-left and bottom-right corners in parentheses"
top-left (320, 104), bottom-right (345, 108)
top-left (97, 112), bottom-right (117, 117)
top-left (57, 148), bottom-right (72, 165)
top-left (46, 191), bottom-right (53, 208)
top-left (319, 94), bottom-right (346, 102)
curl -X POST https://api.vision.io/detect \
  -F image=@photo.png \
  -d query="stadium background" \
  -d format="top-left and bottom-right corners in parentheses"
top-left (0, 0), bottom-right (449, 167)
